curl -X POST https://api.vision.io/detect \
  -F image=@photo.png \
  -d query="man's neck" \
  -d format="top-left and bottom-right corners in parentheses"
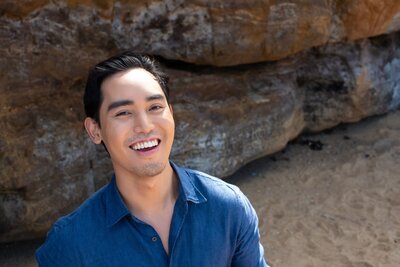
top-left (114, 163), bottom-right (179, 254)
top-left (114, 163), bottom-right (179, 218)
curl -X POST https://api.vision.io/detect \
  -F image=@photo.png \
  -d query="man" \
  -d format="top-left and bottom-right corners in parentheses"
top-left (36, 51), bottom-right (269, 266)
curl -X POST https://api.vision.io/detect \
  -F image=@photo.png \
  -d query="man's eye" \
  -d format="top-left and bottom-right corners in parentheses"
top-left (116, 111), bottom-right (130, 117)
top-left (150, 105), bottom-right (163, 111)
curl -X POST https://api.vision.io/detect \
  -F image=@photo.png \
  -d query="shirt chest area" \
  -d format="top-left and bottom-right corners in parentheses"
top-left (78, 207), bottom-right (236, 267)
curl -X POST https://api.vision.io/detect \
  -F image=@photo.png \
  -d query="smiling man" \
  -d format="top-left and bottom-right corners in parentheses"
top-left (35, 52), bottom-right (269, 267)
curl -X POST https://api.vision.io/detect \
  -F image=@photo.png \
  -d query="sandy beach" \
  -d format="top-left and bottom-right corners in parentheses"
top-left (229, 109), bottom-right (400, 267)
top-left (1, 109), bottom-right (399, 267)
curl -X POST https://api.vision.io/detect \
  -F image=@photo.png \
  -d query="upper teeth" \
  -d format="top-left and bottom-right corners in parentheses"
top-left (132, 140), bottom-right (158, 150)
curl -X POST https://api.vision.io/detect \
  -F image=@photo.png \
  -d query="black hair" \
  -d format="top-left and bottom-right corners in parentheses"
top-left (83, 51), bottom-right (170, 126)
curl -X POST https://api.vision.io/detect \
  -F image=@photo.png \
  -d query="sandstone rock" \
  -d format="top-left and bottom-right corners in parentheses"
top-left (1, 0), bottom-right (400, 66)
top-left (0, 1), bottom-right (400, 242)
top-left (109, 0), bottom-right (400, 65)
top-left (169, 32), bottom-right (400, 176)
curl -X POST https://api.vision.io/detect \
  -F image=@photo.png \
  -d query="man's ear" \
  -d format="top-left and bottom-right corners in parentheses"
top-left (84, 117), bottom-right (102, 144)
top-left (169, 104), bottom-right (173, 115)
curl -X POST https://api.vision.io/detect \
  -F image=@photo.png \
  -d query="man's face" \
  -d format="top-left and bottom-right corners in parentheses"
top-left (86, 68), bottom-right (175, 179)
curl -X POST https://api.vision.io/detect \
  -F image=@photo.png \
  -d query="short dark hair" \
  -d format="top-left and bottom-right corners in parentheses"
top-left (83, 51), bottom-right (170, 125)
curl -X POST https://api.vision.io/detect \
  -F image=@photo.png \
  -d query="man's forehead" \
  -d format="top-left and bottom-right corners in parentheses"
top-left (103, 68), bottom-right (158, 86)
top-left (100, 69), bottom-right (164, 98)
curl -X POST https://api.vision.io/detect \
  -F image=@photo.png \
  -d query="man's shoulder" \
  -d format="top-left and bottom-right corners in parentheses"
top-left (178, 165), bottom-right (245, 204)
top-left (185, 167), bottom-right (238, 188)
top-left (47, 182), bottom-right (109, 238)
top-left (177, 164), bottom-right (258, 231)
top-left (36, 182), bottom-right (111, 264)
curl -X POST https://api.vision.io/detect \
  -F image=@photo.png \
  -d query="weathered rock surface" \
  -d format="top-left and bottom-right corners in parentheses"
top-left (2, 0), bottom-right (400, 66)
top-left (0, 1), bottom-right (399, 242)
top-left (170, 32), bottom-right (400, 176)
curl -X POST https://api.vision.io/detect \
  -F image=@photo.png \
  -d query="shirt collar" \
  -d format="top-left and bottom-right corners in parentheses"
top-left (104, 175), bottom-right (131, 228)
top-left (170, 161), bottom-right (207, 204)
top-left (104, 161), bottom-right (207, 228)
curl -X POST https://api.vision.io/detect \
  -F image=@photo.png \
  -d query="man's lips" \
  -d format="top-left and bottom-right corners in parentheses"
top-left (129, 138), bottom-right (161, 151)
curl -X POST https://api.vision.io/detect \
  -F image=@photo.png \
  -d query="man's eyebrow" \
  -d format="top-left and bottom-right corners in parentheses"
top-left (146, 94), bottom-right (165, 101)
top-left (107, 100), bottom-right (133, 112)
top-left (106, 95), bottom-right (166, 112)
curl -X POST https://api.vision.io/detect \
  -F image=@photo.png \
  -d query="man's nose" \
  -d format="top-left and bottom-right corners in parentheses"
top-left (134, 112), bottom-right (154, 133)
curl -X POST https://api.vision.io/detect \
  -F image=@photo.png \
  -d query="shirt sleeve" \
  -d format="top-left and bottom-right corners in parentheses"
top-left (231, 191), bottom-right (270, 267)
top-left (35, 224), bottom-right (77, 267)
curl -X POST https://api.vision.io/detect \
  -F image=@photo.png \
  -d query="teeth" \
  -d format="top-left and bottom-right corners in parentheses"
top-left (144, 141), bottom-right (151, 148)
top-left (132, 140), bottom-right (158, 150)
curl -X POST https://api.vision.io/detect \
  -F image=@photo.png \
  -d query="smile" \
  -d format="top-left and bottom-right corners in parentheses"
top-left (130, 139), bottom-right (160, 151)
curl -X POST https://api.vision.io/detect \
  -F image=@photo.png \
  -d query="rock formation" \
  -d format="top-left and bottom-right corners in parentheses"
top-left (0, 0), bottom-right (399, 242)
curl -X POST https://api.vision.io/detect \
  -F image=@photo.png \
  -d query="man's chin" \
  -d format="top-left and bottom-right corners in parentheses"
top-left (135, 161), bottom-right (166, 178)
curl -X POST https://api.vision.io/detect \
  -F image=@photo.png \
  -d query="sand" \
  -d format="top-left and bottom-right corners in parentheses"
top-left (228, 109), bottom-right (400, 267)
top-left (1, 109), bottom-right (399, 267)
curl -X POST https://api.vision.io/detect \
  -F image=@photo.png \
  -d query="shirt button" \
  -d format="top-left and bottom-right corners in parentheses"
top-left (151, 236), bottom-right (157, 242)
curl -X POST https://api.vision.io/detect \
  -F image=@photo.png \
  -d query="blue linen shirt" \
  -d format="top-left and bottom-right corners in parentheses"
top-left (36, 162), bottom-right (269, 267)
